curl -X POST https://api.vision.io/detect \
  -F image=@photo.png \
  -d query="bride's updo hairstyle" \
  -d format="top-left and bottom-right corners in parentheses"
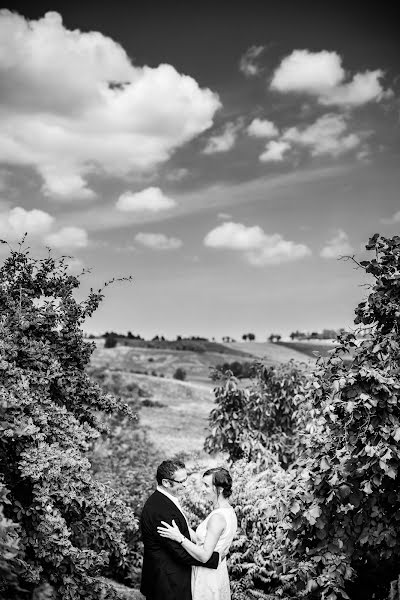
top-left (203, 467), bottom-right (233, 498)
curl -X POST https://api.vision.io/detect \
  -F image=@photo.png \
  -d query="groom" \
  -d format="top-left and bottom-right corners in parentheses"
top-left (140, 459), bottom-right (219, 600)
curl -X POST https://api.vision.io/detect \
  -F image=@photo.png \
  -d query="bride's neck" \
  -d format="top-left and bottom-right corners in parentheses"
top-left (214, 497), bottom-right (230, 509)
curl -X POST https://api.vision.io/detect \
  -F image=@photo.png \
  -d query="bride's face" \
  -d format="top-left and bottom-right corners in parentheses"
top-left (202, 474), bottom-right (217, 501)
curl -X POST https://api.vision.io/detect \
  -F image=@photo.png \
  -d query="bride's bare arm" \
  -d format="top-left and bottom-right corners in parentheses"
top-left (158, 515), bottom-right (226, 563)
top-left (189, 526), bottom-right (198, 543)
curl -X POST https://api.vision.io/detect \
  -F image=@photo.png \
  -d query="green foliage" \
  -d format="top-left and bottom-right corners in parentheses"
top-left (89, 419), bottom-right (161, 587)
top-left (86, 366), bottom-right (162, 587)
top-left (180, 456), bottom-right (313, 600)
top-left (204, 362), bottom-right (309, 466)
top-left (215, 361), bottom-right (256, 379)
top-left (103, 335), bottom-right (251, 357)
top-left (173, 367), bottom-right (187, 381)
top-left (0, 242), bottom-right (137, 599)
top-left (104, 334), bottom-right (118, 349)
top-left (0, 479), bottom-right (26, 599)
top-left (204, 234), bottom-right (400, 600)
top-left (282, 234), bottom-right (400, 599)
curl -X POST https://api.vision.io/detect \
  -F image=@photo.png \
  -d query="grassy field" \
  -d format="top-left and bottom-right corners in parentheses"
top-left (89, 344), bottom-right (224, 457)
top-left (130, 373), bottom-right (216, 457)
top-left (277, 340), bottom-right (336, 358)
top-left (224, 341), bottom-right (315, 365)
top-left (90, 342), bottom-right (254, 385)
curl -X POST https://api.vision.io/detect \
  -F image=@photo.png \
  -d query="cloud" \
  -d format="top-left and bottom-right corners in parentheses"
top-left (0, 206), bottom-right (54, 239)
top-left (60, 163), bottom-right (352, 233)
top-left (271, 49), bottom-right (389, 107)
top-left (217, 212), bottom-right (232, 220)
top-left (247, 118), bottom-right (279, 138)
top-left (165, 168), bottom-right (189, 182)
top-left (283, 114), bottom-right (361, 157)
top-left (320, 230), bottom-right (354, 258)
top-left (204, 222), bottom-right (266, 249)
top-left (134, 232), bottom-right (182, 250)
top-left (203, 121), bottom-right (242, 154)
top-left (0, 10), bottom-right (220, 200)
top-left (116, 187), bottom-right (176, 212)
top-left (381, 210), bottom-right (400, 225)
top-left (0, 206), bottom-right (89, 250)
top-left (40, 167), bottom-right (96, 201)
top-left (204, 221), bottom-right (311, 266)
top-left (259, 140), bottom-right (291, 162)
top-left (44, 226), bottom-right (89, 249)
top-left (239, 45), bottom-right (265, 77)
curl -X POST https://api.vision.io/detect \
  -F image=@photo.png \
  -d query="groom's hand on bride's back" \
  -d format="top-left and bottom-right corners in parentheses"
top-left (220, 549), bottom-right (228, 561)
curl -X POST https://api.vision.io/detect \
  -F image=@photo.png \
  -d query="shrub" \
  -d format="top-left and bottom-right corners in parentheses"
top-left (205, 361), bottom-right (309, 466)
top-left (180, 456), bottom-right (312, 600)
top-left (104, 333), bottom-right (118, 348)
top-left (282, 234), bottom-right (400, 599)
top-left (0, 242), bottom-right (136, 599)
top-left (173, 367), bottom-right (187, 381)
top-left (0, 480), bottom-right (24, 600)
top-left (215, 361), bottom-right (256, 379)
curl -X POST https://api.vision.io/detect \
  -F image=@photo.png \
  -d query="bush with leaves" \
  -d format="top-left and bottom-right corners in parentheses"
top-left (215, 361), bottom-right (256, 379)
top-left (180, 455), bottom-right (317, 600)
top-left (173, 367), bottom-right (186, 381)
top-left (89, 416), bottom-right (162, 587)
top-left (204, 361), bottom-right (309, 466)
top-left (0, 241), bottom-right (137, 599)
top-left (281, 234), bottom-right (400, 600)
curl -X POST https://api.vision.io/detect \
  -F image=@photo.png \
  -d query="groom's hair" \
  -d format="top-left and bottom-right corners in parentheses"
top-left (156, 459), bottom-right (186, 485)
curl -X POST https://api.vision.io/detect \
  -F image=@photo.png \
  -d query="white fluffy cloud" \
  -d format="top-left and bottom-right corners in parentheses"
top-left (0, 207), bottom-right (54, 239)
top-left (247, 118), bottom-right (279, 138)
top-left (204, 222), bottom-right (266, 249)
top-left (283, 114), bottom-right (360, 157)
top-left (116, 187), bottom-right (176, 213)
top-left (0, 11), bottom-right (220, 200)
top-left (0, 206), bottom-right (88, 249)
top-left (259, 140), bottom-right (291, 162)
top-left (135, 232), bottom-right (182, 250)
top-left (44, 226), bottom-right (88, 249)
top-left (271, 49), bottom-right (389, 107)
top-left (320, 230), bottom-right (354, 258)
top-left (204, 221), bottom-right (311, 266)
top-left (203, 121), bottom-right (242, 154)
top-left (239, 45), bottom-right (265, 77)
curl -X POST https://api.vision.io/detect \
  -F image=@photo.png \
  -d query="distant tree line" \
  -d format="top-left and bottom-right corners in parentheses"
top-left (289, 328), bottom-right (344, 340)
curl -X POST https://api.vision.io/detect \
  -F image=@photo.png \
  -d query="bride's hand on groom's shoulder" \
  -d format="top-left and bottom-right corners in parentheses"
top-left (157, 519), bottom-right (183, 543)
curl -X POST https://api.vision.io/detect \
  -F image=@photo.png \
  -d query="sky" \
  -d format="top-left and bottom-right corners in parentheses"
top-left (0, 1), bottom-right (399, 340)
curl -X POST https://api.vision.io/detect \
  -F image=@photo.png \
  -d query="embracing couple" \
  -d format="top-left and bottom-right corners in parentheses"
top-left (140, 459), bottom-right (237, 600)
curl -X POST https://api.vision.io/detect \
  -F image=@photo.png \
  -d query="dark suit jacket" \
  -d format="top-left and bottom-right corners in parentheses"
top-left (140, 490), bottom-right (219, 600)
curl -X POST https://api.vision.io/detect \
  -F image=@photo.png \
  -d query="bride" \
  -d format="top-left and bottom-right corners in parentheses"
top-left (157, 466), bottom-right (237, 600)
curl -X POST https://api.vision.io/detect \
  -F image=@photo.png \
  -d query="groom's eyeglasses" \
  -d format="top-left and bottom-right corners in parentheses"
top-left (166, 476), bottom-right (188, 484)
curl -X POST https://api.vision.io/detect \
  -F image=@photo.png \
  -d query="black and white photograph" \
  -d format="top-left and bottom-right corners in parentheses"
top-left (0, 2), bottom-right (399, 600)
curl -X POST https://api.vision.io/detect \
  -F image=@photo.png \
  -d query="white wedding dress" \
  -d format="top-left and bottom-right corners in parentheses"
top-left (191, 506), bottom-right (238, 600)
